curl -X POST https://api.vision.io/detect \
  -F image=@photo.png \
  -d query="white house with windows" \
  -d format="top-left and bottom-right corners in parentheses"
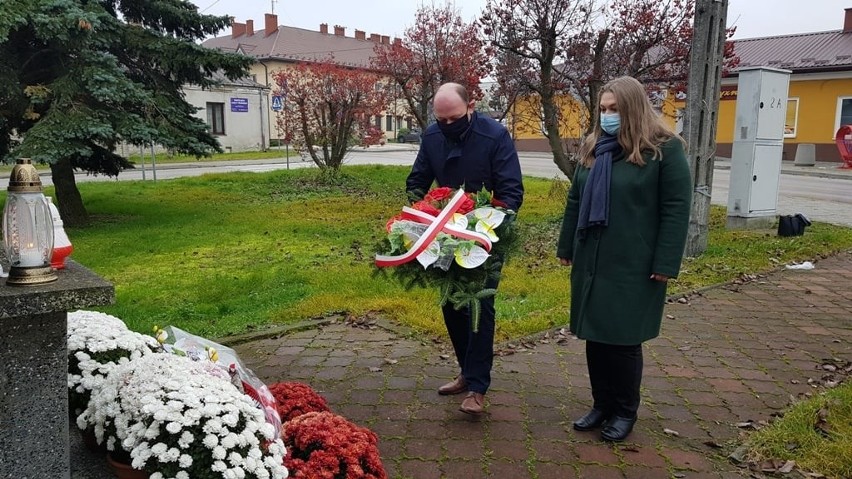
top-left (183, 72), bottom-right (271, 152)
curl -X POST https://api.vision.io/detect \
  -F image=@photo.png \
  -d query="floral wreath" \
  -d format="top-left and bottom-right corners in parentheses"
top-left (375, 186), bottom-right (517, 332)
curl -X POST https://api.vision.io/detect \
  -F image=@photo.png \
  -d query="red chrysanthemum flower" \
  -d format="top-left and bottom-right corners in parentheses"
top-left (283, 411), bottom-right (387, 479)
top-left (268, 382), bottom-right (330, 423)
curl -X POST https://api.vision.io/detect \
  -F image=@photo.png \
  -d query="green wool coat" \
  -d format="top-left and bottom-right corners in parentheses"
top-left (556, 137), bottom-right (692, 345)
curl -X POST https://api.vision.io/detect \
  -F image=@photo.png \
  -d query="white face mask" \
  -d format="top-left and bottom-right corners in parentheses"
top-left (600, 113), bottom-right (621, 135)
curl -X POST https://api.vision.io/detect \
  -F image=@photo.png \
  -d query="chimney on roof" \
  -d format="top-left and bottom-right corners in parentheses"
top-left (264, 13), bottom-right (278, 36)
top-left (355, 29), bottom-right (366, 40)
top-left (231, 20), bottom-right (246, 38)
top-left (320, 23), bottom-right (328, 34)
top-left (370, 33), bottom-right (381, 42)
top-left (246, 19), bottom-right (254, 36)
top-left (380, 35), bottom-right (390, 45)
top-left (845, 7), bottom-right (852, 33)
top-left (393, 37), bottom-right (401, 46)
top-left (334, 25), bottom-right (345, 36)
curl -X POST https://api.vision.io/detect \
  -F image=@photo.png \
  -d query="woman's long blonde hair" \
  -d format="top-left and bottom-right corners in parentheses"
top-left (578, 76), bottom-right (685, 167)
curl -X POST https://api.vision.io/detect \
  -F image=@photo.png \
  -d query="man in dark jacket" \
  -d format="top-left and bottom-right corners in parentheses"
top-left (406, 82), bottom-right (523, 415)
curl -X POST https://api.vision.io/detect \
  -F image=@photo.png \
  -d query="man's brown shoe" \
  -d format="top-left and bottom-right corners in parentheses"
top-left (459, 392), bottom-right (485, 415)
top-left (438, 375), bottom-right (468, 395)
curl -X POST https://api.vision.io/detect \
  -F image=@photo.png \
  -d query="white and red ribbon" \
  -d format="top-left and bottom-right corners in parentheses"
top-left (400, 208), bottom-right (492, 251)
top-left (375, 189), bottom-right (491, 268)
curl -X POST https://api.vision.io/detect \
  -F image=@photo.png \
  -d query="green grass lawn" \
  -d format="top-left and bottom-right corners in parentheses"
top-left (742, 382), bottom-right (852, 478)
top-left (8, 165), bottom-right (852, 341)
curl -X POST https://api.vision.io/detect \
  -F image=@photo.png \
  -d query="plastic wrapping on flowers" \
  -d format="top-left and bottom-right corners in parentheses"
top-left (78, 353), bottom-right (289, 479)
top-left (153, 325), bottom-right (283, 440)
top-left (67, 310), bottom-right (160, 421)
top-left (375, 187), bottom-right (518, 332)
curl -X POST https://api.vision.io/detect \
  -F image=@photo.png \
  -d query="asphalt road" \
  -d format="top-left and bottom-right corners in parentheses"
top-left (37, 149), bottom-right (852, 226)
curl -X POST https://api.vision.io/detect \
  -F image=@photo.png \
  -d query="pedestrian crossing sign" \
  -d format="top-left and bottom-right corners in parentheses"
top-left (271, 96), bottom-right (283, 111)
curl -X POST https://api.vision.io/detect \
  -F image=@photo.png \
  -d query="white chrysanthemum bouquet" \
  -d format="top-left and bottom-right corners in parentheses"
top-left (67, 310), bottom-right (160, 420)
top-left (78, 353), bottom-right (288, 479)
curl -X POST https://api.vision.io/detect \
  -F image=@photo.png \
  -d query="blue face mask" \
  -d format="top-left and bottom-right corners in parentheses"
top-left (600, 113), bottom-right (620, 136)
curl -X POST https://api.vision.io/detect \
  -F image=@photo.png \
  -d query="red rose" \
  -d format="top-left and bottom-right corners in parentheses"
top-left (490, 197), bottom-right (509, 209)
top-left (412, 200), bottom-right (441, 217)
top-left (424, 186), bottom-right (453, 202)
top-left (456, 194), bottom-right (476, 215)
top-left (385, 214), bottom-right (404, 233)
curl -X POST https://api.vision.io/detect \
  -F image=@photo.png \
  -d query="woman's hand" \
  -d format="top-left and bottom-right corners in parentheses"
top-left (650, 273), bottom-right (669, 282)
top-left (559, 257), bottom-right (572, 267)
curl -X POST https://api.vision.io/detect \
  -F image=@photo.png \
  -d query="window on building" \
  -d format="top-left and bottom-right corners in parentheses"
top-left (406, 118), bottom-right (412, 129)
top-left (374, 115), bottom-right (382, 128)
top-left (206, 102), bottom-right (225, 135)
top-left (386, 115), bottom-right (393, 131)
top-left (784, 98), bottom-right (799, 138)
top-left (838, 97), bottom-right (852, 132)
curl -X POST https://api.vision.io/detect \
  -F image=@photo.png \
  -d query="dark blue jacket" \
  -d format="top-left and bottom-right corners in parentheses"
top-left (405, 112), bottom-right (524, 211)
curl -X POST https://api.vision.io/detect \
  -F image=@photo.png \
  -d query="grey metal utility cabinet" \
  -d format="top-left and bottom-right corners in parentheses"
top-left (726, 66), bottom-right (792, 229)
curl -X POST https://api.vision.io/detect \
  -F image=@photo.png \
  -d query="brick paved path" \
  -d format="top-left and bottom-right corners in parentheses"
top-left (235, 252), bottom-right (852, 479)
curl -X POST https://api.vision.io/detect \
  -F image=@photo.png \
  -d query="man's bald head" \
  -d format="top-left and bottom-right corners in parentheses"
top-left (433, 82), bottom-right (474, 125)
top-left (435, 83), bottom-right (469, 103)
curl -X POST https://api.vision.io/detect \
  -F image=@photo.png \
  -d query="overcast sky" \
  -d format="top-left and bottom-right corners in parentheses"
top-left (190, 0), bottom-right (851, 40)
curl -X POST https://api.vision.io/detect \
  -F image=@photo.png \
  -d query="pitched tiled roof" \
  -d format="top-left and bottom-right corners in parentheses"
top-left (733, 30), bottom-right (852, 73)
top-left (202, 26), bottom-right (382, 68)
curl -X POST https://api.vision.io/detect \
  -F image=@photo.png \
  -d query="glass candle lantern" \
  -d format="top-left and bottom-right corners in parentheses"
top-left (2, 158), bottom-right (57, 285)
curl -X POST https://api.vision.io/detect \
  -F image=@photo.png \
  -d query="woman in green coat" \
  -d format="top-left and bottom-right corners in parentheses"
top-left (557, 76), bottom-right (692, 442)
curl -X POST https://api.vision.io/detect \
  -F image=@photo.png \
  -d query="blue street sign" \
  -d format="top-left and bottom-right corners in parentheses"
top-left (271, 95), bottom-right (283, 111)
top-left (230, 97), bottom-right (249, 112)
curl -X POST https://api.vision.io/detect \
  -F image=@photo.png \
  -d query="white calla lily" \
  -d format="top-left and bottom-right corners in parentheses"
top-left (401, 231), bottom-right (419, 250)
top-left (454, 244), bottom-right (490, 269)
top-left (476, 221), bottom-right (499, 242)
top-left (472, 207), bottom-right (506, 228)
top-left (416, 240), bottom-right (441, 269)
top-left (450, 213), bottom-right (468, 229)
top-left (471, 207), bottom-right (505, 242)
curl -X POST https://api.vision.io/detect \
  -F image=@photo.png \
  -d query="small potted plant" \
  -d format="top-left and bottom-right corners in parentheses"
top-left (78, 353), bottom-right (288, 479)
top-left (283, 411), bottom-right (386, 479)
top-left (269, 382), bottom-right (330, 422)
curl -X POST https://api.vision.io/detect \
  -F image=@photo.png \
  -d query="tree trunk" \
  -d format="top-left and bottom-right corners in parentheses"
top-left (539, 44), bottom-right (574, 179)
top-left (543, 96), bottom-right (574, 178)
top-left (683, 0), bottom-right (729, 257)
top-left (585, 30), bottom-right (611, 136)
top-left (50, 157), bottom-right (88, 226)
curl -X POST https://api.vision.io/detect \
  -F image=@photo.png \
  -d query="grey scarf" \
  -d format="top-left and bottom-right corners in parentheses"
top-left (577, 133), bottom-right (623, 238)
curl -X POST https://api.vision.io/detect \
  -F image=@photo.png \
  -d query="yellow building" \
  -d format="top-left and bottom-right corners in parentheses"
top-left (713, 8), bottom-right (852, 162)
top-left (202, 14), bottom-right (412, 144)
top-left (510, 8), bottom-right (852, 163)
